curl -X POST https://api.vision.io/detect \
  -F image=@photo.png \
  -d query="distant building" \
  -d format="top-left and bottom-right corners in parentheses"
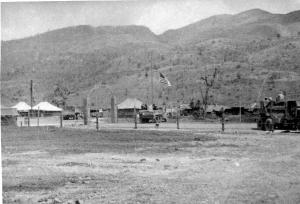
top-left (1, 105), bottom-right (19, 126)
top-left (32, 102), bottom-right (63, 116)
top-left (11, 101), bottom-right (31, 116)
top-left (117, 98), bottom-right (143, 118)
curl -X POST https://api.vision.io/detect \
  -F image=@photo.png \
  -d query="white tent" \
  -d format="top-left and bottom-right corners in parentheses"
top-left (11, 101), bottom-right (31, 112)
top-left (33, 102), bottom-right (62, 111)
top-left (117, 98), bottom-right (143, 109)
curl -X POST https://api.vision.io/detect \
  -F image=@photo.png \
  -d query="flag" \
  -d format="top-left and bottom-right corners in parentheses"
top-left (159, 72), bottom-right (171, 87)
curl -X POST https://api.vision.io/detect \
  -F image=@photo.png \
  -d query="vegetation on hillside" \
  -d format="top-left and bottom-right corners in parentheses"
top-left (2, 9), bottom-right (300, 107)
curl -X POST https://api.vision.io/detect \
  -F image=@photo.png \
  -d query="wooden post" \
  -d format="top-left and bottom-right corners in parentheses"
top-left (111, 96), bottom-right (117, 123)
top-left (37, 107), bottom-right (40, 127)
top-left (221, 107), bottom-right (225, 132)
top-left (176, 106), bottom-right (180, 129)
top-left (27, 111), bottom-right (30, 127)
top-left (60, 111), bottom-right (63, 128)
top-left (83, 98), bottom-right (88, 125)
top-left (150, 52), bottom-right (154, 105)
top-left (115, 104), bottom-right (118, 123)
top-left (96, 114), bottom-right (99, 131)
top-left (134, 106), bottom-right (137, 129)
top-left (239, 99), bottom-right (242, 123)
top-left (116, 106), bottom-right (118, 123)
top-left (29, 80), bottom-right (33, 127)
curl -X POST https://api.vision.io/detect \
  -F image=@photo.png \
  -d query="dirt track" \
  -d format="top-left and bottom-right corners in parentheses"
top-left (2, 125), bottom-right (300, 203)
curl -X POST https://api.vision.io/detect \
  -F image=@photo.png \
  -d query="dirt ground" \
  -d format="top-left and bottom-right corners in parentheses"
top-left (2, 124), bottom-right (300, 204)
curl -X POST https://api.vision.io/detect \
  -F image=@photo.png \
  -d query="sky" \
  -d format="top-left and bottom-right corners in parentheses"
top-left (2, 0), bottom-right (300, 41)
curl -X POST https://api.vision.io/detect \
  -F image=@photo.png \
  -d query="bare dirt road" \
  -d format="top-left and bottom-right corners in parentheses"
top-left (2, 125), bottom-right (300, 203)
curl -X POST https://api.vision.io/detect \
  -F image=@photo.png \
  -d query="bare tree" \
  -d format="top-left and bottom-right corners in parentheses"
top-left (199, 67), bottom-right (219, 118)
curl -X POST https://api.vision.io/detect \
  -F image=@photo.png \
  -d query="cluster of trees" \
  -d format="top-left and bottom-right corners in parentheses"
top-left (47, 84), bottom-right (71, 108)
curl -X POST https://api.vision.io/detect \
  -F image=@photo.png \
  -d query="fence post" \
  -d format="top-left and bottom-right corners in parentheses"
top-left (83, 98), bottom-right (89, 125)
top-left (37, 107), bottom-right (40, 127)
top-left (221, 107), bottom-right (225, 132)
top-left (134, 107), bottom-right (137, 129)
top-left (176, 107), bottom-right (180, 129)
top-left (111, 96), bottom-right (117, 123)
top-left (60, 112), bottom-right (63, 128)
top-left (96, 115), bottom-right (99, 131)
top-left (28, 111), bottom-right (30, 127)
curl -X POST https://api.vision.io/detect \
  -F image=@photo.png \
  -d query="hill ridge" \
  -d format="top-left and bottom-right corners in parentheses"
top-left (1, 8), bottom-right (300, 106)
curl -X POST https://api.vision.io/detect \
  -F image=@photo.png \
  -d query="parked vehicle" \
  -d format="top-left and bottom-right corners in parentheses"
top-left (63, 110), bottom-right (76, 120)
top-left (257, 100), bottom-right (300, 131)
top-left (139, 110), bottom-right (167, 123)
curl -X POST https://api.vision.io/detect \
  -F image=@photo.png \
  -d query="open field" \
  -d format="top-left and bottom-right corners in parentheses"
top-left (2, 125), bottom-right (300, 204)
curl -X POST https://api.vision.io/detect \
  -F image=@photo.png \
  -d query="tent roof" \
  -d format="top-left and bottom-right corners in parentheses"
top-left (1, 106), bottom-right (19, 116)
top-left (117, 98), bottom-right (143, 109)
top-left (12, 101), bottom-right (31, 111)
top-left (33, 102), bottom-right (62, 111)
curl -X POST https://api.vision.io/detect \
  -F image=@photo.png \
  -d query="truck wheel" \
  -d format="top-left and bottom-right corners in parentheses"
top-left (265, 118), bottom-right (273, 131)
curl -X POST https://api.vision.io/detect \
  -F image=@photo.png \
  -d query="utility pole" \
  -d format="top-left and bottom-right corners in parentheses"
top-left (239, 97), bottom-right (242, 123)
top-left (30, 80), bottom-right (33, 109)
top-left (150, 52), bottom-right (154, 105)
top-left (176, 73), bottom-right (180, 129)
top-left (182, 69), bottom-right (184, 102)
top-left (29, 80), bottom-right (33, 127)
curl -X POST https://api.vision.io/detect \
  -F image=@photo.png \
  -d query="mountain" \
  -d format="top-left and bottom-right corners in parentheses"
top-left (160, 9), bottom-right (300, 44)
top-left (2, 9), bottom-right (300, 108)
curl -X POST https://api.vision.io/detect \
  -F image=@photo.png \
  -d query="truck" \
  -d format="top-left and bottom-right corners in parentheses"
top-left (138, 110), bottom-right (167, 123)
top-left (62, 110), bottom-right (76, 120)
top-left (257, 100), bottom-right (300, 131)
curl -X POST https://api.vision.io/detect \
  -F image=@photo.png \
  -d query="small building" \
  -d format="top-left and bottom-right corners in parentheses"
top-left (117, 98), bottom-right (143, 118)
top-left (1, 105), bottom-right (19, 126)
top-left (11, 101), bottom-right (31, 116)
top-left (33, 102), bottom-right (63, 116)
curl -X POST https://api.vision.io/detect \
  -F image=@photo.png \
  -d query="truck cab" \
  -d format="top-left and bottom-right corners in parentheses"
top-left (257, 100), bottom-right (300, 131)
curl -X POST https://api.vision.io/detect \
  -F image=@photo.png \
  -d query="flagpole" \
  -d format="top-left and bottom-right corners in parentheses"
top-left (150, 52), bottom-right (154, 105)
top-left (182, 67), bottom-right (185, 103)
top-left (163, 87), bottom-right (165, 111)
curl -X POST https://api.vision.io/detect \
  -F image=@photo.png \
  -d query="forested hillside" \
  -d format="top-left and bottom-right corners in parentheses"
top-left (2, 9), bottom-right (300, 108)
